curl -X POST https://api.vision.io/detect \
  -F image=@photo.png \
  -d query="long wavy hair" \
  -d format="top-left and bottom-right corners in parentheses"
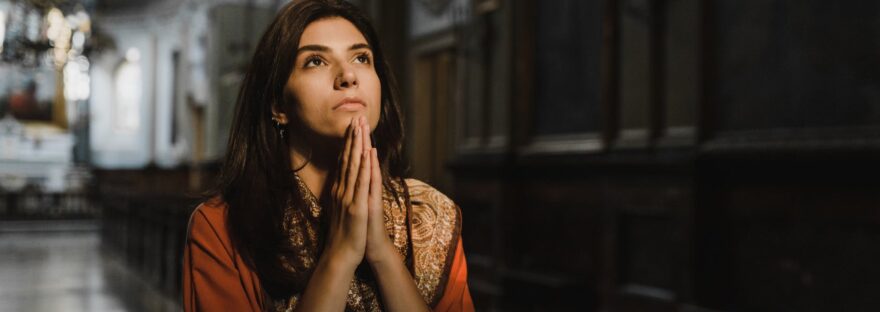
top-left (207, 0), bottom-right (409, 299)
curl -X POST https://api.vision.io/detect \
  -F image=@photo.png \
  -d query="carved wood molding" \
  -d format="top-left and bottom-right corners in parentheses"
top-left (417, 0), bottom-right (454, 16)
top-left (518, 133), bottom-right (604, 156)
top-left (701, 126), bottom-right (880, 154)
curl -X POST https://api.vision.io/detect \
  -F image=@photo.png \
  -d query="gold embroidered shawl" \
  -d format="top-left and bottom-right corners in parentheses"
top-left (274, 176), bottom-right (461, 311)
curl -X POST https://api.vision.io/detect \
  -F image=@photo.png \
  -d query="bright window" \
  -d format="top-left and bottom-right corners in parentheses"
top-left (114, 48), bottom-right (142, 131)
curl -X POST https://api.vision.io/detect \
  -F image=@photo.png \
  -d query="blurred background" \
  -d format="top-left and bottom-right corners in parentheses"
top-left (1, 0), bottom-right (879, 311)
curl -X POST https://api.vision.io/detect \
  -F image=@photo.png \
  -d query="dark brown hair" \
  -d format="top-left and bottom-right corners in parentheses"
top-left (208, 0), bottom-right (408, 299)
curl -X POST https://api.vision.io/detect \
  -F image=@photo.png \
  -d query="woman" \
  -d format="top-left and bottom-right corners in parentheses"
top-left (181, 1), bottom-right (474, 311)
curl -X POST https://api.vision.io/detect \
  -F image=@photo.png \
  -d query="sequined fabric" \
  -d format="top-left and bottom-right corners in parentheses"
top-left (406, 179), bottom-right (461, 305)
top-left (274, 175), bottom-right (461, 312)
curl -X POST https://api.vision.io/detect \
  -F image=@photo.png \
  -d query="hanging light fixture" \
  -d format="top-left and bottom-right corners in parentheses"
top-left (0, 0), bottom-right (94, 67)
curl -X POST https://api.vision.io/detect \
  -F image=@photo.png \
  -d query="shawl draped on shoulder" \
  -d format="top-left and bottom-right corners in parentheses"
top-left (182, 179), bottom-right (474, 312)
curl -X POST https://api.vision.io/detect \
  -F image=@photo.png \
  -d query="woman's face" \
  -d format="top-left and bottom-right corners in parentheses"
top-left (285, 17), bottom-right (382, 139)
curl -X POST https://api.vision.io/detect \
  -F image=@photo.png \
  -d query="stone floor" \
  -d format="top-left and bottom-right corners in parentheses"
top-left (0, 220), bottom-right (180, 312)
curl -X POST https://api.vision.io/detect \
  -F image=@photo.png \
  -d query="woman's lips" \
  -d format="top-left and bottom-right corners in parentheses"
top-left (333, 97), bottom-right (366, 111)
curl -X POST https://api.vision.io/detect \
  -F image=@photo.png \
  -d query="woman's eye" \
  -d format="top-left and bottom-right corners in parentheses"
top-left (355, 54), bottom-right (371, 64)
top-left (304, 57), bottom-right (324, 68)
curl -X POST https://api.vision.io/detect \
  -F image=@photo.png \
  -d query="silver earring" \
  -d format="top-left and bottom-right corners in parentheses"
top-left (272, 118), bottom-right (286, 140)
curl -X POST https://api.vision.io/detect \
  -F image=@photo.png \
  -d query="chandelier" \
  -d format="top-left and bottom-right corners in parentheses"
top-left (0, 0), bottom-right (94, 68)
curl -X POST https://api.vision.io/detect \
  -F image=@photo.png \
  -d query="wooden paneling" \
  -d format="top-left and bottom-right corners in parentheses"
top-left (660, 0), bottom-right (699, 147)
top-left (694, 156), bottom-right (880, 311)
top-left (617, 0), bottom-right (656, 148)
top-left (410, 0), bottom-right (880, 311)
top-left (711, 0), bottom-right (880, 132)
top-left (409, 47), bottom-right (456, 191)
top-left (532, 0), bottom-right (603, 136)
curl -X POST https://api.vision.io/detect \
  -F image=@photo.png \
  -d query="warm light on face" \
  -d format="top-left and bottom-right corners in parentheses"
top-left (284, 17), bottom-right (382, 139)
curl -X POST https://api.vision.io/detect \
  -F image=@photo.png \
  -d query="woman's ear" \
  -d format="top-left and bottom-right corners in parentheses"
top-left (271, 105), bottom-right (289, 125)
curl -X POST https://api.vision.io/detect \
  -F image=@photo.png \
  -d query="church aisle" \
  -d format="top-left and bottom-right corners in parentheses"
top-left (0, 221), bottom-right (180, 312)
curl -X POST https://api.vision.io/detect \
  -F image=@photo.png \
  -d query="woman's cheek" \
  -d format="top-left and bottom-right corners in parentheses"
top-left (370, 102), bottom-right (381, 130)
top-left (366, 74), bottom-right (382, 129)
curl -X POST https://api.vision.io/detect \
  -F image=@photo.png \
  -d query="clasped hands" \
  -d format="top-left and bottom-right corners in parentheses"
top-left (324, 115), bottom-right (397, 269)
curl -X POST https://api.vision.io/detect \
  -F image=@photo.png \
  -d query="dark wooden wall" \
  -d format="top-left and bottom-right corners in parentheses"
top-left (402, 0), bottom-right (880, 311)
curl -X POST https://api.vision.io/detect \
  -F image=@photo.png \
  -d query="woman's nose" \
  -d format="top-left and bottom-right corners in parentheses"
top-left (334, 66), bottom-right (358, 89)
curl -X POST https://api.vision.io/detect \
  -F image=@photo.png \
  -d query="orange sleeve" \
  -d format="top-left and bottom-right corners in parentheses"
top-left (433, 239), bottom-right (475, 312)
top-left (182, 205), bottom-right (264, 312)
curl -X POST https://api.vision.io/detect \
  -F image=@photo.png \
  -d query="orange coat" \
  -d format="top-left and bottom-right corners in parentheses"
top-left (183, 194), bottom-right (474, 311)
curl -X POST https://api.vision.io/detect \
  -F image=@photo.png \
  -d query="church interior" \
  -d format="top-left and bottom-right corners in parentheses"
top-left (1, 0), bottom-right (879, 311)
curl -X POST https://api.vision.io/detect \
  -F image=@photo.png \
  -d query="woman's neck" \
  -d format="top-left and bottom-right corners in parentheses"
top-left (297, 167), bottom-right (328, 201)
top-left (289, 138), bottom-right (338, 202)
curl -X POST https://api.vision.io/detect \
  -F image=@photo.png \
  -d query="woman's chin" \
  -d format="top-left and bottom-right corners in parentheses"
top-left (334, 117), bottom-right (364, 137)
top-left (318, 125), bottom-right (352, 141)
top-left (308, 118), bottom-right (369, 141)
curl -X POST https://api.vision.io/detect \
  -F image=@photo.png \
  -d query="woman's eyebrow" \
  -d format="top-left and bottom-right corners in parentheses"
top-left (349, 43), bottom-right (371, 51)
top-left (297, 44), bottom-right (330, 54)
top-left (296, 43), bottom-right (372, 55)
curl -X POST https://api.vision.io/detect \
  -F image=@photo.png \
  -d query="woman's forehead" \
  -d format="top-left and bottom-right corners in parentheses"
top-left (298, 17), bottom-right (368, 51)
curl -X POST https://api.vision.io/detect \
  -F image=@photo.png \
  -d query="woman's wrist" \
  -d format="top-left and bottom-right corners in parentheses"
top-left (366, 241), bottom-right (431, 312)
top-left (366, 241), bottom-right (401, 269)
top-left (298, 243), bottom-right (359, 312)
top-left (318, 252), bottom-right (359, 279)
top-left (321, 244), bottom-right (363, 271)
